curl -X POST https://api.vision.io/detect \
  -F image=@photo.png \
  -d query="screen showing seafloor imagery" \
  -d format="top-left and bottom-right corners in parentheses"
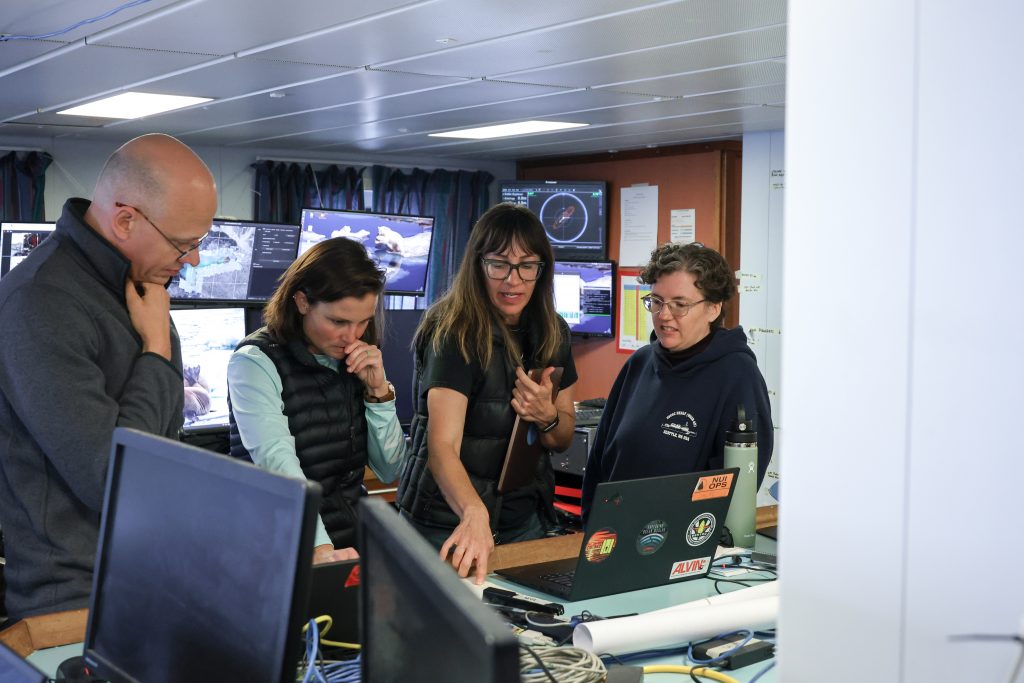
top-left (170, 307), bottom-right (246, 432)
top-left (168, 223), bottom-right (255, 301)
top-left (299, 209), bottom-right (434, 295)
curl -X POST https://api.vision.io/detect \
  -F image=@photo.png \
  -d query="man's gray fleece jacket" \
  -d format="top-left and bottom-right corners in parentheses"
top-left (0, 198), bottom-right (183, 619)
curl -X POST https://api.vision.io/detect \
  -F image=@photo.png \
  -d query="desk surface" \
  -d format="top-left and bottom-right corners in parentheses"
top-left (28, 536), bottom-right (778, 682)
top-left (490, 532), bottom-right (778, 683)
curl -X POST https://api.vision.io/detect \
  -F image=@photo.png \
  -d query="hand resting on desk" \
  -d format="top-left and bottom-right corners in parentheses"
top-left (313, 544), bottom-right (359, 565)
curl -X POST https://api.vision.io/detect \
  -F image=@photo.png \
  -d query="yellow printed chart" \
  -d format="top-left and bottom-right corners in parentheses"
top-left (616, 268), bottom-right (652, 353)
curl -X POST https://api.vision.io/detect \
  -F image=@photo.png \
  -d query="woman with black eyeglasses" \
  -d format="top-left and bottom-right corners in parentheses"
top-left (580, 242), bottom-right (773, 520)
top-left (397, 202), bottom-right (578, 584)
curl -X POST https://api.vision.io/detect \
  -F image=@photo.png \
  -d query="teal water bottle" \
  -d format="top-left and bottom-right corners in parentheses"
top-left (723, 404), bottom-right (758, 548)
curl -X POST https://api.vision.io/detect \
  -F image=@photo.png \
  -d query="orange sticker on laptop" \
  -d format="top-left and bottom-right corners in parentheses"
top-left (692, 473), bottom-right (735, 501)
top-left (583, 528), bottom-right (618, 563)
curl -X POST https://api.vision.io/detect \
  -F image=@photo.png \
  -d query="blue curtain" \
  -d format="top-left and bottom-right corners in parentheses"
top-left (252, 161), bottom-right (364, 224)
top-left (1, 151), bottom-right (53, 221)
top-left (370, 165), bottom-right (493, 304)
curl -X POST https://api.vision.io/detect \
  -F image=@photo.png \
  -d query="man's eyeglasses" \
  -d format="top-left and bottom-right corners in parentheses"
top-left (481, 258), bottom-right (545, 282)
top-left (115, 202), bottom-right (207, 261)
top-left (642, 294), bottom-right (707, 317)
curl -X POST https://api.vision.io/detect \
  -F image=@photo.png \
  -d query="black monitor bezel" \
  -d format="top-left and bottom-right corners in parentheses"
top-left (0, 221), bottom-right (56, 279)
top-left (298, 207), bottom-right (436, 296)
top-left (82, 427), bottom-right (320, 683)
top-left (168, 219), bottom-right (301, 305)
top-left (498, 179), bottom-right (609, 261)
top-left (358, 498), bottom-right (519, 683)
top-left (553, 258), bottom-right (616, 338)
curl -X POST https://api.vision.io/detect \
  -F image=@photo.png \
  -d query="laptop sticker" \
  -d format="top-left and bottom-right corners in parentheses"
top-left (583, 528), bottom-right (618, 563)
top-left (691, 472), bottom-right (735, 501)
top-left (686, 512), bottom-right (716, 546)
top-left (636, 520), bottom-right (668, 556)
top-left (669, 556), bottom-right (711, 580)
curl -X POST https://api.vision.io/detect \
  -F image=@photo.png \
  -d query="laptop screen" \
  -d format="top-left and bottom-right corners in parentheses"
top-left (359, 498), bottom-right (519, 683)
top-left (83, 428), bottom-right (320, 683)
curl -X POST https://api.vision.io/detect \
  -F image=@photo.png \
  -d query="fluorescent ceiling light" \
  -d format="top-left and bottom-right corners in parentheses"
top-left (58, 92), bottom-right (212, 119)
top-left (429, 120), bottom-right (588, 140)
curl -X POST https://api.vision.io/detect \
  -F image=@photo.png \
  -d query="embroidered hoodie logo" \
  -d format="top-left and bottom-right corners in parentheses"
top-left (661, 411), bottom-right (697, 441)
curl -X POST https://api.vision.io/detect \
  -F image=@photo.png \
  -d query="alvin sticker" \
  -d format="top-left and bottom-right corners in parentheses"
top-left (692, 472), bottom-right (735, 501)
top-left (669, 556), bottom-right (711, 580)
top-left (583, 527), bottom-right (618, 563)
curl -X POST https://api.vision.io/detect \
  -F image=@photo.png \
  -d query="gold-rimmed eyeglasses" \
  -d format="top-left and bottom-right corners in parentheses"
top-left (115, 202), bottom-right (207, 261)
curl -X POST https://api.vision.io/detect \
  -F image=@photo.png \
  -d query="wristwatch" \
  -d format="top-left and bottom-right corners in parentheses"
top-left (538, 413), bottom-right (560, 433)
top-left (365, 381), bottom-right (396, 403)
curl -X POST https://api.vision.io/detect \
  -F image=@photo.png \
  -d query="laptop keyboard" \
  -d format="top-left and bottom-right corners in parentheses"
top-left (574, 407), bottom-right (603, 426)
top-left (540, 568), bottom-right (576, 587)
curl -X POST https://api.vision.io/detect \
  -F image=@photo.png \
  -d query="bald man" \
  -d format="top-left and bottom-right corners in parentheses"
top-left (0, 134), bottom-right (217, 620)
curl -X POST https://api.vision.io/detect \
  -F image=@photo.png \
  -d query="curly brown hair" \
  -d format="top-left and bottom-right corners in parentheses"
top-left (638, 242), bottom-right (736, 328)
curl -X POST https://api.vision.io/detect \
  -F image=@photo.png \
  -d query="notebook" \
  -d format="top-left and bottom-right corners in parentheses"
top-left (496, 468), bottom-right (738, 601)
top-left (497, 366), bottom-right (564, 494)
top-left (304, 559), bottom-right (361, 645)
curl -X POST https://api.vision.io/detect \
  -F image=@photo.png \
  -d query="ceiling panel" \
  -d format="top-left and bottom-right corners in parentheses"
top-left (256, 0), bottom-right (656, 68)
top-left (87, 0), bottom-right (422, 56)
top-left (0, 43), bottom-right (215, 123)
top-left (0, 0), bottom-right (788, 160)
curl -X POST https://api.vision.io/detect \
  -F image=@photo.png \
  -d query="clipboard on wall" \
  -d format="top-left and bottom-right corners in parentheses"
top-left (497, 367), bottom-right (564, 494)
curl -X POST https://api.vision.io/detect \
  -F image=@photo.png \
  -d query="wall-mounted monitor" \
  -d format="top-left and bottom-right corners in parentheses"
top-left (170, 307), bottom-right (247, 434)
top-left (499, 180), bottom-right (607, 261)
top-left (299, 208), bottom-right (435, 296)
top-left (0, 222), bottom-right (55, 278)
top-left (168, 220), bottom-right (300, 303)
top-left (553, 260), bottom-right (615, 338)
top-left (359, 498), bottom-right (519, 683)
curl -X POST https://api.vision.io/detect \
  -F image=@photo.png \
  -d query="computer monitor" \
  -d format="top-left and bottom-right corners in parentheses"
top-left (170, 307), bottom-right (247, 433)
top-left (0, 222), bottom-right (55, 278)
top-left (299, 208), bottom-right (435, 296)
top-left (379, 308), bottom-right (424, 428)
top-left (0, 641), bottom-right (47, 683)
top-left (359, 498), bottom-right (519, 683)
top-left (168, 219), bottom-right (300, 303)
top-left (499, 180), bottom-right (608, 260)
top-left (552, 260), bottom-right (615, 337)
top-left (83, 428), bottom-right (320, 683)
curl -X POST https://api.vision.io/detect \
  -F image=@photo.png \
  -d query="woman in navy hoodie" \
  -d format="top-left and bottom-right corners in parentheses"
top-left (581, 242), bottom-right (773, 519)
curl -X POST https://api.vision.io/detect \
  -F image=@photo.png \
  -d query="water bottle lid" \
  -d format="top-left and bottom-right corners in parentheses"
top-left (725, 404), bottom-right (757, 444)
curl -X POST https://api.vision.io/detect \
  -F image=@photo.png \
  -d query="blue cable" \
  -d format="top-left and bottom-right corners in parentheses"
top-left (1, 0), bottom-right (154, 41)
top-left (747, 659), bottom-right (775, 683)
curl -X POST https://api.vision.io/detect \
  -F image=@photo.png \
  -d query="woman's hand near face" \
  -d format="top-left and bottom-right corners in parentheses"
top-left (343, 341), bottom-right (389, 396)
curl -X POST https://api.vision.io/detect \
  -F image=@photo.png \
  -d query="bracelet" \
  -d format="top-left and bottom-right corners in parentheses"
top-left (538, 413), bottom-right (560, 433)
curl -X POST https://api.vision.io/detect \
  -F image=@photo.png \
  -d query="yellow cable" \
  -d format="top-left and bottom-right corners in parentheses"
top-left (642, 665), bottom-right (741, 683)
top-left (301, 614), bottom-right (362, 651)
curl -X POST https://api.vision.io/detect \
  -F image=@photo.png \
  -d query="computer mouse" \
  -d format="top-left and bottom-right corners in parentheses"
top-left (55, 656), bottom-right (105, 683)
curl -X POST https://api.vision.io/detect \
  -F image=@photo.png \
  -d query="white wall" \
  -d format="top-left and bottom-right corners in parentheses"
top-left (782, 2), bottom-right (1024, 682)
top-left (0, 133), bottom-right (514, 221)
top-left (740, 130), bottom-right (784, 507)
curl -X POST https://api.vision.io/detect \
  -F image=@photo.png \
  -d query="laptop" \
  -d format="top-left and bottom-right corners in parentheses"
top-left (496, 468), bottom-right (738, 601)
top-left (304, 559), bottom-right (361, 645)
